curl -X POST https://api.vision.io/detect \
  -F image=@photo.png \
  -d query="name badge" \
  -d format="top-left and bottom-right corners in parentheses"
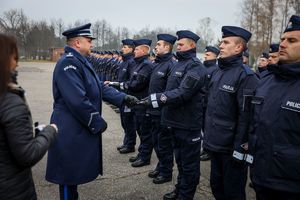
top-left (219, 84), bottom-right (235, 93)
top-left (281, 100), bottom-right (300, 113)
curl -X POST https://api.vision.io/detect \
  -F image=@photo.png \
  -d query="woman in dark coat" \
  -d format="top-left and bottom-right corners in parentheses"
top-left (0, 33), bottom-right (58, 200)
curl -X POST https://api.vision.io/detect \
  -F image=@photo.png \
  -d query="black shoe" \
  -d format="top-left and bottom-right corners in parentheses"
top-left (153, 175), bottom-right (172, 184)
top-left (131, 159), bottom-right (150, 167)
top-left (117, 145), bottom-right (125, 151)
top-left (200, 152), bottom-right (211, 161)
top-left (119, 147), bottom-right (135, 154)
top-left (148, 170), bottom-right (159, 178)
top-left (163, 190), bottom-right (178, 200)
top-left (129, 155), bottom-right (139, 162)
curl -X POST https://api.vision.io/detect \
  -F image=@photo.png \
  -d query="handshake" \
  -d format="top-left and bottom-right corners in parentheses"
top-left (34, 122), bottom-right (58, 136)
top-left (123, 95), bottom-right (152, 107)
top-left (104, 81), bottom-right (126, 90)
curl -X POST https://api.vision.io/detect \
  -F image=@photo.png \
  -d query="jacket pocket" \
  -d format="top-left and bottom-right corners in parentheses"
top-left (270, 145), bottom-right (300, 180)
top-left (212, 118), bottom-right (236, 147)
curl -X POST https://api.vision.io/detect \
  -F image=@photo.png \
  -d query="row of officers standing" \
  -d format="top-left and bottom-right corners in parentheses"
top-left (45, 15), bottom-right (300, 200)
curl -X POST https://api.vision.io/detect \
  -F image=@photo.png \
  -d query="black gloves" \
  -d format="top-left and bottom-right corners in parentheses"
top-left (138, 96), bottom-right (151, 106)
top-left (99, 119), bottom-right (108, 134)
top-left (124, 95), bottom-right (139, 107)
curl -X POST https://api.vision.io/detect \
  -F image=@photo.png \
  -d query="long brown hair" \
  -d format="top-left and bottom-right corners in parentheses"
top-left (0, 34), bottom-right (19, 95)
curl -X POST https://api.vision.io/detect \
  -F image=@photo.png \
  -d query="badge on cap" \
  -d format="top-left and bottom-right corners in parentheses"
top-left (287, 21), bottom-right (293, 29)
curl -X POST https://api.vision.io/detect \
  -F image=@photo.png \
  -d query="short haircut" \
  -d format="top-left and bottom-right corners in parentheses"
top-left (185, 38), bottom-right (196, 48)
top-left (234, 37), bottom-right (247, 52)
top-left (162, 41), bottom-right (173, 53)
top-left (140, 45), bottom-right (151, 54)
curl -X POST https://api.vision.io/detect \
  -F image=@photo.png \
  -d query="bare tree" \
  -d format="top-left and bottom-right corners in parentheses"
top-left (51, 18), bottom-right (64, 38)
top-left (92, 20), bottom-right (102, 49)
top-left (0, 9), bottom-right (31, 57)
top-left (196, 17), bottom-right (216, 52)
top-left (290, 0), bottom-right (300, 15)
top-left (240, 0), bottom-right (296, 67)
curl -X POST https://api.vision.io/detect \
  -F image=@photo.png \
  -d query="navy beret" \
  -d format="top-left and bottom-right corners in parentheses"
top-left (243, 49), bottom-right (249, 58)
top-left (284, 15), bottom-right (300, 32)
top-left (269, 43), bottom-right (279, 53)
top-left (122, 39), bottom-right (135, 46)
top-left (260, 52), bottom-right (269, 59)
top-left (157, 34), bottom-right (177, 45)
top-left (205, 46), bottom-right (220, 56)
top-left (221, 26), bottom-right (252, 42)
top-left (62, 23), bottom-right (95, 40)
top-left (176, 30), bottom-right (200, 42)
top-left (133, 39), bottom-right (152, 47)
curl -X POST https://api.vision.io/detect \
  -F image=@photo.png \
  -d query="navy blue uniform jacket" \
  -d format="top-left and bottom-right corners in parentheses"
top-left (147, 53), bottom-right (176, 116)
top-left (204, 54), bottom-right (258, 155)
top-left (249, 62), bottom-right (300, 193)
top-left (46, 46), bottom-right (125, 185)
top-left (118, 53), bottom-right (135, 84)
top-left (150, 49), bottom-right (207, 130)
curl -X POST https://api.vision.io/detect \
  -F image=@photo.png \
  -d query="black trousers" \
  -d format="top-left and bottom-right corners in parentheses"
top-left (171, 128), bottom-right (201, 200)
top-left (210, 152), bottom-right (248, 200)
top-left (254, 185), bottom-right (300, 200)
top-left (59, 185), bottom-right (78, 200)
top-left (120, 108), bottom-right (136, 148)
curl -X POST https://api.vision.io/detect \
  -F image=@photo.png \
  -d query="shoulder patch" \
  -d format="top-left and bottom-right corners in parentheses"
top-left (64, 65), bottom-right (77, 71)
top-left (66, 52), bottom-right (74, 57)
top-left (242, 64), bottom-right (254, 75)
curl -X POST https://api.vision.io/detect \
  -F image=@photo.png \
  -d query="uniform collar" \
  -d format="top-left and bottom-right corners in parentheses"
top-left (218, 53), bottom-right (243, 69)
top-left (176, 48), bottom-right (196, 61)
top-left (65, 46), bottom-right (89, 64)
top-left (155, 52), bottom-right (173, 63)
top-left (134, 55), bottom-right (149, 64)
top-left (203, 59), bottom-right (217, 67)
top-left (122, 53), bottom-right (134, 61)
top-left (258, 67), bottom-right (267, 73)
top-left (273, 61), bottom-right (300, 78)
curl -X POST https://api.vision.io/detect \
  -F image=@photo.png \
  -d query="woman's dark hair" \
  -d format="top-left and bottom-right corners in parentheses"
top-left (0, 34), bottom-right (18, 95)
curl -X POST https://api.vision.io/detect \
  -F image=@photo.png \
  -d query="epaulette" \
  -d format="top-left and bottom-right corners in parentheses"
top-left (190, 57), bottom-right (202, 67)
top-left (66, 52), bottom-right (74, 58)
top-left (242, 64), bottom-right (254, 75)
top-left (192, 57), bottom-right (201, 63)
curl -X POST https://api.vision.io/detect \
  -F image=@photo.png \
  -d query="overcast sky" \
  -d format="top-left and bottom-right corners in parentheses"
top-left (1, 0), bottom-right (242, 40)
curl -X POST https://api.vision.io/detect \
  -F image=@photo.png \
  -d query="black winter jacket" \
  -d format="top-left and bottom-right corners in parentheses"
top-left (0, 86), bottom-right (57, 200)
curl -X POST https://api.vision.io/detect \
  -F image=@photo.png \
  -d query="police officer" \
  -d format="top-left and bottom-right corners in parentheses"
top-left (117, 39), bottom-right (137, 154)
top-left (146, 33), bottom-right (177, 184)
top-left (45, 23), bottom-right (138, 200)
top-left (248, 15), bottom-right (300, 200)
top-left (257, 52), bottom-right (269, 77)
top-left (141, 30), bottom-right (207, 200)
top-left (203, 46), bottom-right (219, 74)
top-left (120, 39), bottom-right (154, 167)
top-left (201, 46), bottom-right (220, 161)
top-left (255, 43), bottom-right (280, 81)
top-left (243, 49), bottom-right (250, 65)
top-left (204, 26), bottom-right (258, 200)
top-left (268, 43), bottom-right (279, 65)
